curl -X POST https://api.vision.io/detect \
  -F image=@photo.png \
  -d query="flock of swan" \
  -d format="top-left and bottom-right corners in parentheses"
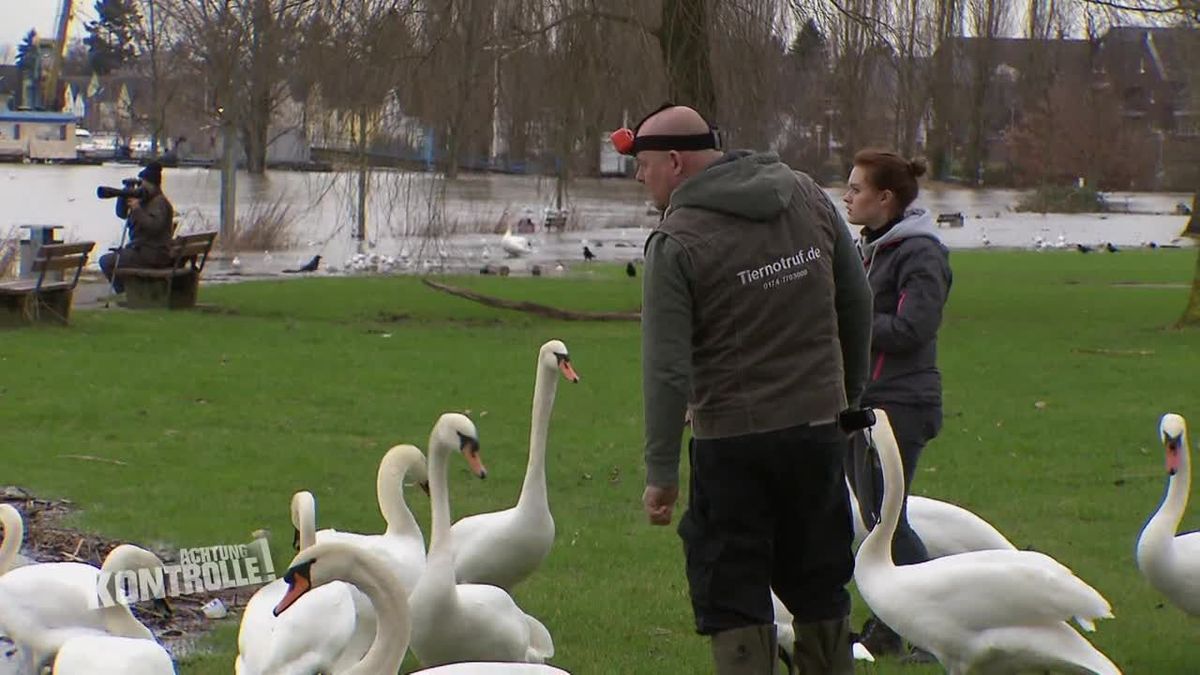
top-left (0, 337), bottom-right (1195, 674)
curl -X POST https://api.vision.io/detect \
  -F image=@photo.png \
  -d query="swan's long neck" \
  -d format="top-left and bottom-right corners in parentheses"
top-left (338, 551), bottom-right (412, 675)
top-left (1140, 434), bottom-right (1192, 567)
top-left (518, 363), bottom-right (558, 511)
top-left (424, 444), bottom-right (458, 599)
top-left (295, 496), bottom-right (316, 550)
top-left (0, 506), bottom-right (24, 576)
top-left (857, 429), bottom-right (902, 569)
top-left (379, 459), bottom-right (421, 540)
top-left (101, 601), bottom-right (153, 639)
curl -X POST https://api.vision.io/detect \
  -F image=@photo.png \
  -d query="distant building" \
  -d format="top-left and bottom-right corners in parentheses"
top-left (0, 65), bottom-right (20, 111)
top-left (931, 26), bottom-right (1200, 190)
top-left (0, 110), bottom-right (77, 160)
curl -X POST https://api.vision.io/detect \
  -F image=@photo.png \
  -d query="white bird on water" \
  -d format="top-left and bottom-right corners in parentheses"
top-left (501, 228), bottom-right (533, 258)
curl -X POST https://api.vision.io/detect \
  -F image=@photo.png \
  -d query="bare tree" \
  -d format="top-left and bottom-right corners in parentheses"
top-left (303, 1), bottom-right (422, 248)
top-left (1082, 0), bottom-right (1200, 325)
top-left (659, 0), bottom-right (717, 115)
top-left (962, 0), bottom-right (1013, 185)
top-left (709, 0), bottom-right (790, 151)
top-left (157, 0), bottom-right (315, 174)
top-left (927, 0), bottom-right (964, 178)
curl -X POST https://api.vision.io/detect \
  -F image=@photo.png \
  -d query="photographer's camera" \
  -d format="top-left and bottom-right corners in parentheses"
top-left (96, 177), bottom-right (147, 201)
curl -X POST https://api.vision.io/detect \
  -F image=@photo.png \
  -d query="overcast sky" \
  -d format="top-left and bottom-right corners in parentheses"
top-left (0, 1), bottom-right (1161, 66)
top-left (0, 1), bottom-right (91, 62)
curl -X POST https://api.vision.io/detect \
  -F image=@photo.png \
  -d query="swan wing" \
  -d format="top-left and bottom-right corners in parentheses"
top-left (451, 510), bottom-right (511, 581)
top-left (907, 497), bottom-right (1016, 555)
top-left (523, 613), bottom-right (554, 662)
top-left (416, 665), bottom-right (570, 674)
top-left (238, 579), bottom-right (361, 675)
top-left (452, 509), bottom-right (551, 589)
top-left (1173, 531), bottom-right (1200, 561)
top-left (234, 580), bottom-right (286, 674)
top-left (0, 564), bottom-right (106, 639)
top-left (905, 552), bottom-right (1112, 631)
top-left (53, 635), bottom-right (176, 675)
top-left (968, 623), bottom-right (1121, 675)
top-left (455, 584), bottom-right (546, 662)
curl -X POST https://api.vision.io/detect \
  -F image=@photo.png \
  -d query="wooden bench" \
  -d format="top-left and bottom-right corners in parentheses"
top-left (0, 242), bottom-right (95, 326)
top-left (116, 231), bottom-right (217, 309)
top-left (544, 211), bottom-right (568, 233)
top-left (936, 212), bottom-right (965, 228)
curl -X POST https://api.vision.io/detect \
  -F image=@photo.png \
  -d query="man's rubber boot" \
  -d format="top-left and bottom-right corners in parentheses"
top-left (710, 624), bottom-right (777, 674)
top-left (791, 616), bottom-right (854, 675)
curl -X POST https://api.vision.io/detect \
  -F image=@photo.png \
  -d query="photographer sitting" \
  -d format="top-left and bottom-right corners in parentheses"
top-left (99, 161), bottom-right (175, 294)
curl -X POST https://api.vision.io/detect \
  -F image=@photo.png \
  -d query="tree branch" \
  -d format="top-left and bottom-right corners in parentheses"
top-left (1081, 0), bottom-right (1197, 14)
top-left (503, 7), bottom-right (656, 43)
top-left (1084, 0), bottom-right (1195, 17)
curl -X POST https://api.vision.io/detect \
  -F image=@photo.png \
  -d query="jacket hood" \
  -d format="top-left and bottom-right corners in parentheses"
top-left (858, 207), bottom-right (943, 263)
top-left (666, 151), bottom-right (797, 221)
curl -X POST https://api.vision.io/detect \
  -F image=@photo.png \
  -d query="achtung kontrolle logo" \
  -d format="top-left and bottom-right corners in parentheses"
top-left (90, 539), bottom-right (275, 608)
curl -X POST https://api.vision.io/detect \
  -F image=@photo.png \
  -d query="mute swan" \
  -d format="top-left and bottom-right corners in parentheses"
top-left (0, 544), bottom-right (166, 673)
top-left (274, 538), bottom-right (568, 674)
top-left (855, 409), bottom-right (1121, 675)
top-left (315, 444), bottom-right (429, 598)
top-left (236, 491), bottom-right (374, 675)
top-left (53, 635), bottom-right (175, 674)
top-left (501, 228), bottom-right (533, 258)
top-left (1136, 413), bottom-right (1200, 616)
top-left (452, 340), bottom-right (579, 590)
top-left (410, 413), bottom-right (555, 667)
top-left (847, 483), bottom-right (1016, 558)
top-left (0, 505), bottom-right (23, 576)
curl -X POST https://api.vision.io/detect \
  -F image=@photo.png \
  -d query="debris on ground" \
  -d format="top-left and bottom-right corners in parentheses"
top-left (1, 486), bottom-right (260, 659)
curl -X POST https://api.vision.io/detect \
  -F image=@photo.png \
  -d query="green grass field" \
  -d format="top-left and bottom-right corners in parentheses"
top-left (1, 250), bottom-right (1197, 673)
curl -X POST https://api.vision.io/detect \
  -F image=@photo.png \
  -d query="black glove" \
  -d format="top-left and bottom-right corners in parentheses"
top-left (838, 408), bottom-right (876, 433)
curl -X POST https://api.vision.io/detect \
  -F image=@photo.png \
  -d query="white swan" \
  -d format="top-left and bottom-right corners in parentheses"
top-left (1136, 413), bottom-right (1200, 616)
top-left (501, 228), bottom-right (533, 258)
top-left (410, 413), bottom-right (555, 667)
top-left (53, 635), bottom-right (175, 674)
top-left (855, 409), bottom-right (1121, 675)
top-left (452, 340), bottom-right (579, 590)
top-left (847, 483), bottom-right (1016, 558)
top-left (0, 505), bottom-right (23, 576)
top-left (0, 544), bottom-right (165, 672)
top-left (315, 444), bottom-right (429, 598)
top-left (235, 491), bottom-right (374, 675)
top-left (273, 538), bottom-right (568, 674)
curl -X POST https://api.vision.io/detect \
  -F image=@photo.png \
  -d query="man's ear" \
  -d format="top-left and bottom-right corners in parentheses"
top-left (668, 150), bottom-right (683, 176)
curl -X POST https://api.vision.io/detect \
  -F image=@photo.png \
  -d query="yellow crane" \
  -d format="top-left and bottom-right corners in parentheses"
top-left (40, 0), bottom-right (76, 111)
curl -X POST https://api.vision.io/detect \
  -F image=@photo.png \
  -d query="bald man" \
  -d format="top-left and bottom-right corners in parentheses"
top-left (630, 105), bottom-right (872, 674)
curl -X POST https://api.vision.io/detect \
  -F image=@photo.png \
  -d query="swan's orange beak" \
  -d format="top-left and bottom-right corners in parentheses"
top-left (1165, 435), bottom-right (1183, 476)
top-left (462, 439), bottom-right (487, 479)
top-left (557, 355), bottom-right (580, 383)
top-left (273, 563), bottom-right (312, 616)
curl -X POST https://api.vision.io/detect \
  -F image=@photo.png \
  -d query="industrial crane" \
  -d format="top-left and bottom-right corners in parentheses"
top-left (39, 0), bottom-right (76, 111)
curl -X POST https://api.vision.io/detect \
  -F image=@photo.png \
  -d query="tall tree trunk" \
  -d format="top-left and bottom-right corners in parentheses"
top-left (243, 0), bottom-right (273, 174)
top-left (1180, 190), bottom-right (1200, 326)
top-left (356, 107), bottom-right (369, 253)
top-left (658, 0), bottom-right (716, 118)
top-left (929, 0), bottom-right (961, 179)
